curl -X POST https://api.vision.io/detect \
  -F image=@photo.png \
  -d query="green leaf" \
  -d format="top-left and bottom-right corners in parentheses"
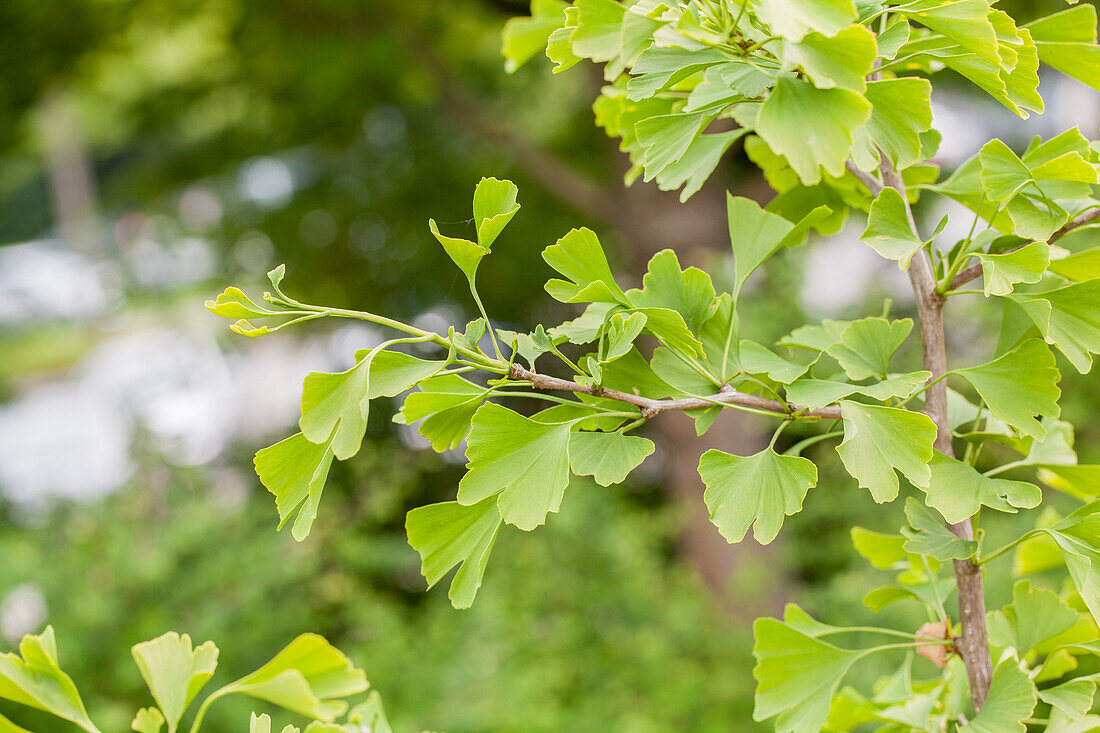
top-left (860, 188), bottom-right (924, 268)
top-left (755, 78), bottom-right (871, 185)
top-left (626, 47), bottom-right (725, 101)
top-left (131, 633), bottom-right (218, 733)
top-left (739, 341), bottom-right (810, 384)
top-left (502, 0), bottom-right (567, 73)
top-left (895, 0), bottom-right (1000, 65)
top-left (850, 527), bottom-right (907, 569)
top-left (0, 627), bottom-right (99, 733)
top-left (902, 497), bottom-right (978, 560)
top-left (954, 339), bottom-right (1060, 440)
top-left (625, 249), bottom-right (716, 333)
top-left (785, 25), bottom-right (877, 92)
top-left (428, 220), bottom-right (488, 283)
top-left (1008, 280), bottom-right (1100, 374)
top-left (549, 302), bottom-right (614, 345)
top-left (699, 448), bottom-right (817, 544)
top-left (568, 431), bottom-right (654, 486)
top-left (980, 139), bottom-right (1040, 201)
top-left (543, 227), bottom-right (629, 305)
top-left (602, 312), bottom-right (647, 362)
top-left (996, 580), bottom-right (1078, 655)
top-left (630, 306), bottom-right (704, 356)
top-left (961, 659), bottom-right (1036, 733)
top-left (851, 78), bottom-right (934, 171)
top-left (785, 372), bottom-right (930, 410)
top-left (977, 242), bottom-right (1050, 296)
top-left (397, 374), bottom-right (491, 451)
top-left (568, 0), bottom-right (625, 65)
top-left (727, 194), bottom-right (797, 297)
top-left (346, 691), bottom-right (393, 733)
top-left (1039, 465), bottom-right (1100, 501)
top-left (837, 402), bottom-right (936, 502)
top-left (686, 61), bottom-right (772, 112)
top-left (458, 403), bottom-right (572, 530)
top-left (756, 0), bottom-right (856, 41)
top-left (406, 497), bottom-right (502, 609)
top-left (131, 708), bottom-right (164, 733)
top-left (254, 431), bottom-right (336, 541)
top-left (472, 177), bottom-right (520, 248)
top-left (299, 357), bottom-right (372, 462)
top-left (360, 351), bottom-right (445, 399)
top-left (1021, 501), bottom-right (1100, 625)
top-left (636, 113), bottom-right (708, 181)
top-left (204, 286), bottom-right (279, 319)
top-left (1049, 247), bottom-right (1100, 283)
top-left (1026, 5), bottom-right (1100, 93)
top-left (826, 317), bottom-right (913, 381)
top-left (1038, 679), bottom-right (1096, 721)
top-left (215, 635), bottom-right (367, 722)
top-left (922, 452), bottom-right (1041, 524)
top-left (654, 130), bottom-right (748, 202)
top-left (752, 616), bottom-right (859, 732)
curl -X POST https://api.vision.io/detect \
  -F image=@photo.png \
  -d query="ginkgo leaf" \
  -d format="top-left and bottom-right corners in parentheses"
top-left (995, 580), bottom-right (1078, 655)
top-left (543, 227), bottom-right (629, 305)
top-left (345, 692), bottom-right (394, 733)
top-left (756, 0), bottom-right (856, 42)
top-left (625, 249), bottom-right (716, 333)
top-left (785, 26), bottom-right (876, 92)
top-left (896, 0), bottom-right (1000, 66)
top-left (727, 195), bottom-right (796, 297)
top-left (921, 452), bottom-right (1041, 524)
top-left (1009, 280), bottom-right (1100, 374)
top-left (204, 286), bottom-right (280, 319)
top-left (1039, 465), bottom-right (1100, 500)
top-left (1026, 6), bottom-right (1100, 92)
top-left (837, 402), bottom-right (936, 502)
top-left (429, 220), bottom-right (489, 283)
top-left (212, 635), bottom-right (368, 722)
top-left (406, 497), bottom-right (502, 609)
top-left (626, 47), bottom-right (725, 101)
top-left (850, 527), bottom-right (907, 570)
top-left (980, 139), bottom-right (1040, 201)
top-left (254, 431), bottom-right (336, 541)
top-left (0, 627), bottom-right (99, 733)
top-left (131, 633), bottom-right (219, 733)
top-left (737, 342), bottom-right (807, 385)
top-left (569, 431), bottom-right (654, 486)
top-left (1020, 501), bottom-right (1100, 625)
top-left (636, 113), bottom-right (708, 181)
top-left (1048, 247), bottom-right (1100, 283)
top-left (396, 373), bottom-right (491, 451)
top-left (826, 317), bottom-right (913, 381)
top-left (698, 448), bottom-right (817, 544)
top-left (131, 708), bottom-right (164, 733)
top-left (299, 356), bottom-right (372, 461)
top-left (630, 306), bottom-right (704, 356)
top-left (1038, 679), bottom-right (1096, 721)
top-left (602, 312), bottom-right (647, 362)
top-left (752, 617), bottom-right (859, 732)
top-left (784, 373), bottom-right (929, 410)
top-left (502, 0), bottom-right (567, 73)
top-left (472, 177), bottom-right (520, 248)
top-left (458, 403), bottom-right (572, 530)
top-left (360, 351), bottom-right (445, 399)
top-left (851, 78), bottom-right (933, 171)
top-left (954, 339), bottom-right (1060, 440)
top-left (977, 242), bottom-right (1050, 296)
top-left (961, 659), bottom-right (1036, 732)
top-left (654, 130), bottom-right (748, 202)
top-left (861, 188), bottom-right (924, 269)
top-left (901, 498), bottom-right (978, 560)
top-left (755, 78), bottom-right (870, 185)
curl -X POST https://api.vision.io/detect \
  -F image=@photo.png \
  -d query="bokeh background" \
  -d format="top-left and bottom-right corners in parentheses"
top-left (0, 0), bottom-right (1097, 730)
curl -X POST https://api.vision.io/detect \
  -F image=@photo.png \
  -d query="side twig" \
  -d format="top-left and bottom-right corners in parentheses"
top-left (507, 363), bottom-right (842, 420)
top-left (948, 207), bottom-right (1100, 291)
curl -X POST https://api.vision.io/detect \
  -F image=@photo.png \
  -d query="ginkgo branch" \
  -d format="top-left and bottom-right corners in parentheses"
top-left (947, 207), bottom-right (1100, 291)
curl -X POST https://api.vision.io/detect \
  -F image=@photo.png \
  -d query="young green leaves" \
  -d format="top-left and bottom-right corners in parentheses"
top-left (0, 627), bottom-right (100, 733)
top-left (837, 402), bottom-right (936, 503)
top-left (429, 177), bottom-right (520, 283)
top-left (131, 633), bottom-right (218, 733)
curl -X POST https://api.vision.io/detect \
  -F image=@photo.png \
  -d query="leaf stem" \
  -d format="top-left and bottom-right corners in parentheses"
top-left (976, 530), bottom-right (1041, 566)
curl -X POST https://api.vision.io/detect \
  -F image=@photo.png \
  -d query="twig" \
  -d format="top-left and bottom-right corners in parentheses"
top-left (948, 207), bottom-right (1100, 291)
top-left (507, 363), bottom-right (842, 420)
